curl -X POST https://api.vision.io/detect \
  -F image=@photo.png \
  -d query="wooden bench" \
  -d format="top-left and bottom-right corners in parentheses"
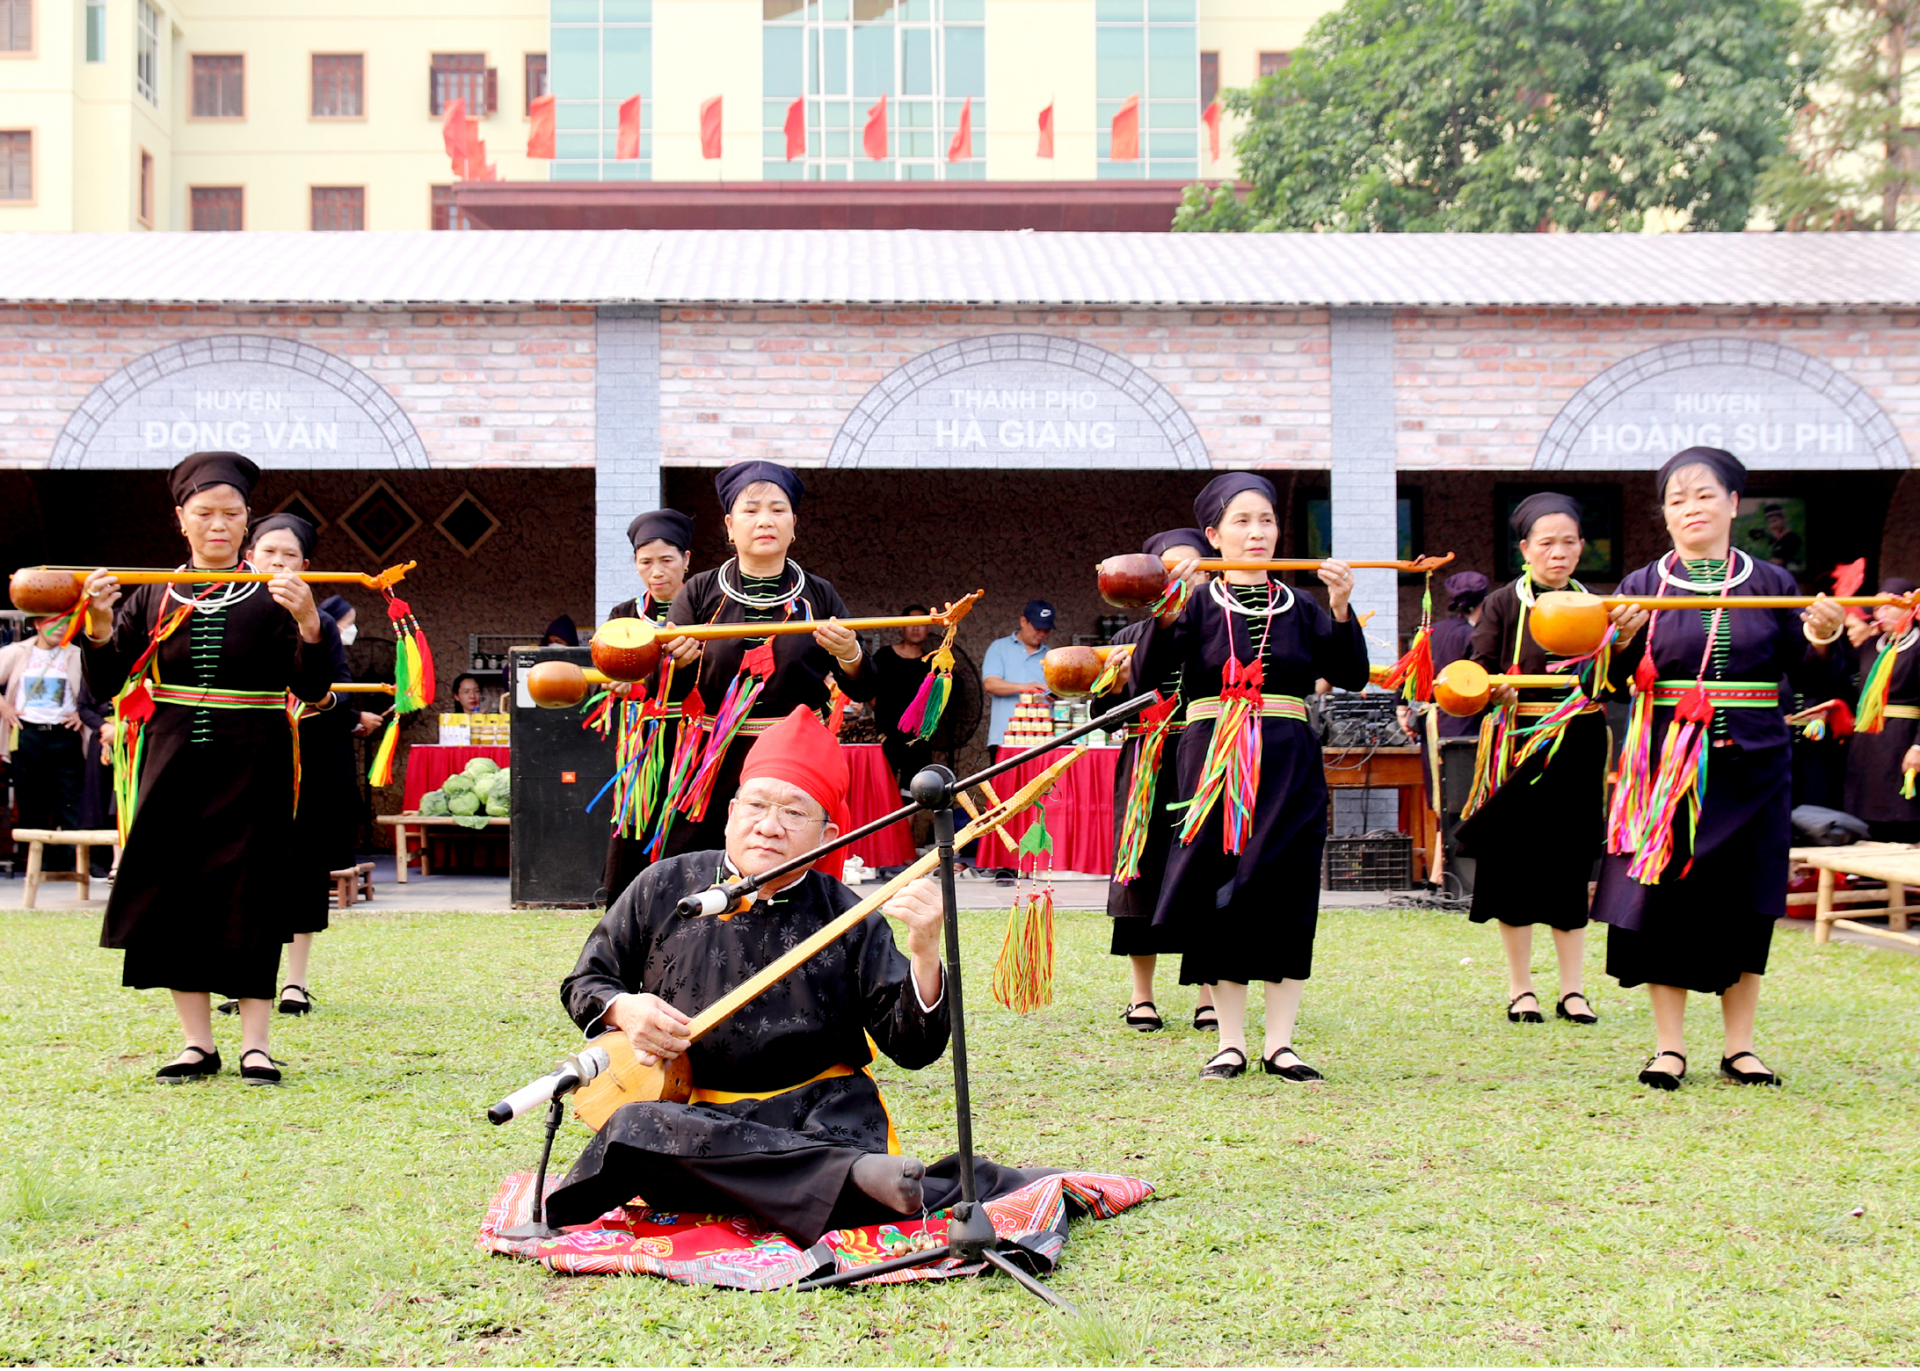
top-left (1791, 843), bottom-right (1920, 949)
top-left (376, 813), bottom-right (509, 883)
top-left (330, 862), bottom-right (376, 910)
top-left (10, 828), bottom-right (119, 909)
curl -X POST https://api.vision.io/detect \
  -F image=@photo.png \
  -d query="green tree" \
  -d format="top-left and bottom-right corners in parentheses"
top-left (1174, 0), bottom-right (1806, 233)
top-left (1757, 0), bottom-right (1920, 229)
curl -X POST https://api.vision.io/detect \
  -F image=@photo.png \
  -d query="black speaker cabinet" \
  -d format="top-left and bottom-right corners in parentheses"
top-left (1435, 735), bottom-right (1481, 899)
top-left (508, 646), bottom-right (616, 908)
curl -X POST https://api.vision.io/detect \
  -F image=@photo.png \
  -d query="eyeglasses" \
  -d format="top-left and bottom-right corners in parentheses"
top-left (733, 798), bottom-right (825, 831)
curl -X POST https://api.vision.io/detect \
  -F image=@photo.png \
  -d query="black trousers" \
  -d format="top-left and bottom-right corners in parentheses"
top-left (14, 723), bottom-right (85, 873)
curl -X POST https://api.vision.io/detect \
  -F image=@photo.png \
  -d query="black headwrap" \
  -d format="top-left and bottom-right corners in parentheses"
top-left (317, 595), bottom-right (354, 621)
top-left (169, 451), bottom-right (260, 504)
top-left (247, 512), bottom-right (316, 559)
top-left (1444, 571), bottom-right (1490, 613)
top-left (715, 461), bottom-right (804, 513)
top-left (1879, 577), bottom-right (1918, 598)
top-left (1143, 527), bottom-right (1209, 559)
top-left (544, 616), bottom-right (579, 646)
top-left (1510, 491), bottom-right (1584, 541)
top-left (627, 508), bottom-right (695, 552)
top-left (1193, 473), bottom-right (1278, 533)
top-left (1656, 446), bottom-right (1747, 500)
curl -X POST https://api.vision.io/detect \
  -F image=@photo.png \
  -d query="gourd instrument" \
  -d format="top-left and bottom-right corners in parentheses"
top-left (1095, 552), bottom-right (1456, 609)
top-left (1527, 588), bottom-right (1919, 658)
top-left (8, 562), bottom-right (417, 617)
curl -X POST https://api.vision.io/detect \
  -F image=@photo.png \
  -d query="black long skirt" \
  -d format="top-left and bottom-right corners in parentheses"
top-left (1107, 732), bottom-right (1186, 957)
top-left (1456, 709), bottom-right (1607, 931)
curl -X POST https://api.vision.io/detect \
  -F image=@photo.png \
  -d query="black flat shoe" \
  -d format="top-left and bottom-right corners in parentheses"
top-left (1637, 1050), bottom-right (1686, 1091)
top-left (1192, 1004), bottom-right (1219, 1032)
top-left (1200, 1047), bottom-right (1247, 1081)
top-left (278, 984), bottom-right (313, 1016)
top-left (1262, 1046), bottom-right (1324, 1083)
top-left (1122, 1000), bottom-right (1163, 1032)
top-left (215, 999), bottom-right (239, 1016)
top-left (1720, 1052), bottom-right (1782, 1087)
top-left (1556, 992), bottom-right (1598, 1025)
top-left (156, 1046), bottom-right (221, 1083)
top-left (1508, 992), bottom-right (1544, 1024)
top-left (240, 1048), bottom-right (284, 1086)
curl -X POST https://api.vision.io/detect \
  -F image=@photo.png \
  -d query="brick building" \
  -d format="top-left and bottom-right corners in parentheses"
top-left (6, 229), bottom-right (1920, 732)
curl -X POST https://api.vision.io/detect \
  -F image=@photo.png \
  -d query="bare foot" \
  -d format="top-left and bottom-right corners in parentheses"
top-left (851, 1153), bottom-right (927, 1214)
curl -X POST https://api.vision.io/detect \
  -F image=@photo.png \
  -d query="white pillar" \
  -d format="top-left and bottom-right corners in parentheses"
top-left (594, 306), bottom-right (662, 623)
top-left (1329, 307), bottom-right (1399, 661)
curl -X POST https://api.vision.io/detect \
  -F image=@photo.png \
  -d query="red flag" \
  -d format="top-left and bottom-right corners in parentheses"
top-left (1201, 98), bottom-right (1220, 161)
top-left (1111, 94), bottom-right (1139, 161)
top-left (441, 97), bottom-right (468, 171)
top-left (700, 95), bottom-right (723, 159)
top-left (947, 94), bottom-right (972, 162)
top-left (863, 92), bottom-right (888, 160)
top-left (784, 96), bottom-right (805, 161)
top-left (527, 93), bottom-right (556, 159)
top-left (1037, 101), bottom-right (1054, 159)
top-left (617, 95), bottom-right (641, 160)
top-left (471, 139), bottom-right (488, 178)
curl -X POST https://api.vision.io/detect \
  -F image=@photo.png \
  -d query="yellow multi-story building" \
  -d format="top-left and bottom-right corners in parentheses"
top-left (1, 0), bottom-right (1335, 231)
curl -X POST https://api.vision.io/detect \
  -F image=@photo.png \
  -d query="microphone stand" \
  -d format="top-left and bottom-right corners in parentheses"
top-left (496, 1096), bottom-right (567, 1242)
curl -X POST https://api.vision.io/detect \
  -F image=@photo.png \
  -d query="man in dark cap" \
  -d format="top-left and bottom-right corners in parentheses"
top-left (982, 599), bottom-right (1056, 751)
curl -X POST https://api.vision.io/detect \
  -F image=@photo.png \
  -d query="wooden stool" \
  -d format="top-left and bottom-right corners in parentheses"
top-left (330, 861), bottom-right (376, 910)
top-left (11, 829), bottom-right (120, 909)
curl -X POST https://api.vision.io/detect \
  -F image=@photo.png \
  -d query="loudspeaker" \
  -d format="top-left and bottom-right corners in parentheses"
top-left (508, 646), bottom-right (616, 908)
top-left (1435, 735), bottom-right (1481, 899)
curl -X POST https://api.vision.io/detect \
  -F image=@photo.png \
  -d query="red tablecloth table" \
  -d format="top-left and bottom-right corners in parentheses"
top-left (401, 745), bottom-right (514, 812)
top-left (980, 745), bottom-right (1121, 876)
top-left (841, 744), bottom-right (917, 868)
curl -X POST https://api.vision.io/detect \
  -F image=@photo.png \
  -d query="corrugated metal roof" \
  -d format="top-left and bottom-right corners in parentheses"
top-left (3, 229), bottom-right (1919, 308)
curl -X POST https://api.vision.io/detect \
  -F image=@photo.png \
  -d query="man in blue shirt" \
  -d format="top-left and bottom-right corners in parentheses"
top-left (981, 599), bottom-right (1056, 752)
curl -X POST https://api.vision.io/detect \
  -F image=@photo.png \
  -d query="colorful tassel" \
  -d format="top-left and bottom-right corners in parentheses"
top-left (896, 670), bottom-right (937, 736)
top-left (1617, 683), bottom-right (1714, 885)
top-left (1113, 693), bottom-right (1179, 883)
top-left (367, 715), bottom-right (401, 786)
top-left (1145, 575), bottom-right (1192, 620)
top-left (1786, 698), bottom-right (1855, 742)
top-left (646, 684), bottom-right (708, 858)
top-left (824, 677), bottom-right (848, 738)
top-left (1088, 645), bottom-right (1132, 698)
top-left (1173, 655), bottom-right (1263, 854)
top-left (1857, 636), bottom-right (1901, 735)
top-left (674, 641), bottom-right (773, 824)
top-left (1904, 768), bottom-right (1917, 800)
top-left (991, 888), bottom-right (1055, 1013)
top-left (899, 619), bottom-right (961, 740)
top-left (383, 594), bottom-right (435, 714)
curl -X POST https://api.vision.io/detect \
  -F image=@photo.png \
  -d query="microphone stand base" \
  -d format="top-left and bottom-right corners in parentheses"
top-left (498, 1095), bottom-right (568, 1244)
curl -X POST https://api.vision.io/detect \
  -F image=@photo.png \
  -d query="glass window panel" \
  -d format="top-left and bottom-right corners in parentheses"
top-left (944, 24), bottom-right (984, 95)
top-left (557, 132), bottom-right (599, 159)
top-left (764, 158), bottom-right (806, 178)
top-left (86, 0), bottom-right (107, 61)
top-left (852, 0), bottom-right (894, 18)
top-left (1095, 0), bottom-right (1142, 19)
top-left (823, 0), bottom-right (848, 19)
top-left (902, 0), bottom-right (930, 18)
top-left (905, 161), bottom-right (938, 179)
top-left (1096, 26), bottom-right (1144, 98)
top-left (824, 130), bottom-right (848, 156)
top-left (602, 159), bottom-right (644, 180)
top-left (604, 26), bottom-right (650, 95)
top-left (854, 159), bottom-right (890, 179)
top-left (1149, 159), bottom-right (1196, 178)
top-left (945, 0), bottom-right (983, 19)
top-left (852, 23), bottom-right (892, 96)
top-left (822, 162), bottom-right (848, 179)
top-left (764, 24), bottom-right (803, 95)
top-left (903, 129), bottom-right (934, 156)
top-left (1146, 99), bottom-right (1194, 130)
top-left (1146, 0), bottom-right (1195, 18)
top-left (552, 0), bottom-right (599, 20)
top-left (823, 27), bottom-right (847, 93)
top-left (556, 100), bottom-right (599, 129)
top-left (824, 100), bottom-right (848, 127)
top-left (605, 0), bottom-right (650, 20)
top-left (1147, 129), bottom-right (1196, 158)
top-left (899, 99), bottom-right (931, 127)
top-left (1146, 25), bottom-right (1196, 97)
top-left (1098, 159), bottom-right (1142, 179)
top-left (765, 98), bottom-right (793, 125)
top-left (552, 27), bottom-right (601, 98)
top-left (902, 27), bottom-right (933, 94)
top-left (553, 160), bottom-right (595, 177)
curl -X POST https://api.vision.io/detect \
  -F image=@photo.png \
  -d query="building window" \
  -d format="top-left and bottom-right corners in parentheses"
top-left (550, 0), bottom-right (653, 182)
top-left (313, 54), bottom-right (364, 117)
top-left (1096, 0), bottom-right (1197, 180)
top-left (190, 186), bottom-right (243, 231)
top-left (762, 0), bottom-right (986, 183)
top-left (525, 52), bottom-right (548, 109)
top-left (136, 0), bottom-right (160, 105)
top-left (431, 52), bottom-right (495, 116)
top-left (138, 149), bottom-right (153, 223)
top-left (85, 0), bottom-right (105, 61)
top-left (1258, 50), bottom-right (1290, 78)
top-left (311, 186), bottom-right (365, 230)
top-left (191, 55), bottom-right (245, 118)
top-left (1, 130), bottom-right (30, 201)
top-left (1199, 49), bottom-right (1217, 112)
top-left (2, 0), bottom-right (31, 54)
top-left (432, 185), bottom-right (473, 230)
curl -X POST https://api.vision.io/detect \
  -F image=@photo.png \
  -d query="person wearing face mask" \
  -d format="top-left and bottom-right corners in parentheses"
top-left (1138, 473), bottom-right (1367, 1083)
top-left (79, 453), bottom-right (333, 1087)
top-left (1454, 493), bottom-right (1607, 1028)
top-left (1594, 447), bottom-right (1852, 1092)
top-left (1842, 578), bottom-right (1920, 842)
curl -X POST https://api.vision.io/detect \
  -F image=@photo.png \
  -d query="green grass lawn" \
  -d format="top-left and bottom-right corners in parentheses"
top-left (0, 902), bottom-right (1915, 1366)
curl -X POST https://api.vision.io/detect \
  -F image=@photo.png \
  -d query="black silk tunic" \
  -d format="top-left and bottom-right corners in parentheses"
top-left (84, 576), bottom-right (332, 997)
top-left (1133, 579), bottom-right (1368, 985)
top-left (657, 565), bottom-right (876, 858)
top-left (1844, 632), bottom-right (1920, 834)
top-left (547, 852), bottom-right (948, 1243)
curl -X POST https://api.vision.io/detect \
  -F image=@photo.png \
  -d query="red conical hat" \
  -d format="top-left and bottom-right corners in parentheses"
top-left (738, 705), bottom-right (853, 880)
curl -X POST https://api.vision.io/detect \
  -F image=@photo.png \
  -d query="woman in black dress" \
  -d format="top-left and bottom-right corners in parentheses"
top-left (1456, 493), bottom-right (1605, 1026)
top-left (1594, 447), bottom-right (1849, 1090)
top-left (1136, 474), bottom-right (1367, 1081)
top-left (654, 462), bottom-right (876, 872)
top-left (1843, 578), bottom-right (1920, 842)
top-left (81, 453), bottom-right (333, 1084)
top-left (1108, 528), bottom-right (1215, 1033)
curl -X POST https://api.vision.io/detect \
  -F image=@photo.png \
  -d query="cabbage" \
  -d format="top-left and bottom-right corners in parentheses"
top-left (470, 773), bottom-right (496, 802)
top-left (420, 790), bottom-right (451, 817)
top-left (442, 774), bottom-right (475, 796)
top-left (448, 791), bottom-right (481, 816)
top-left (492, 767), bottom-right (510, 793)
top-left (453, 813), bottom-right (489, 829)
top-left (464, 757), bottom-right (500, 778)
top-left (485, 793), bottom-right (509, 817)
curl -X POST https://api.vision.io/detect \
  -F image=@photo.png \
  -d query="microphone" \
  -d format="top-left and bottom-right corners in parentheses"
top-left (486, 1043), bottom-right (611, 1125)
top-left (676, 884), bottom-right (745, 918)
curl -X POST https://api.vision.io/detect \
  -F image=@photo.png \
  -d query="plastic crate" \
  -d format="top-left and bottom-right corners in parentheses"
top-left (1322, 834), bottom-right (1414, 891)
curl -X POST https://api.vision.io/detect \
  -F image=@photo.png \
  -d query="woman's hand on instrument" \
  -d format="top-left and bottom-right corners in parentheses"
top-left (1607, 601), bottom-right (1650, 642)
top-left (268, 572), bottom-right (323, 643)
top-left (814, 618), bottom-right (863, 670)
top-left (881, 877), bottom-right (945, 965)
top-left (605, 992), bottom-right (693, 1065)
top-left (354, 711), bottom-right (383, 737)
top-left (81, 569), bottom-right (122, 638)
top-left (1905, 745), bottom-right (1920, 774)
top-left (1491, 685), bottom-right (1519, 708)
top-left (1801, 594), bottom-right (1845, 647)
top-left (1317, 560), bottom-right (1354, 621)
top-left (659, 626), bottom-right (703, 667)
top-left (1161, 558), bottom-right (1202, 624)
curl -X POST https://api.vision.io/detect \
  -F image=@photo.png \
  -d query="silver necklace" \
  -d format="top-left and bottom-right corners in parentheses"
top-left (1883, 627), bottom-right (1918, 655)
top-left (1209, 577), bottom-right (1294, 618)
top-left (716, 558), bottom-right (806, 610)
top-left (164, 562), bottom-right (257, 611)
top-left (1658, 549), bottom-right (1753, 594)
